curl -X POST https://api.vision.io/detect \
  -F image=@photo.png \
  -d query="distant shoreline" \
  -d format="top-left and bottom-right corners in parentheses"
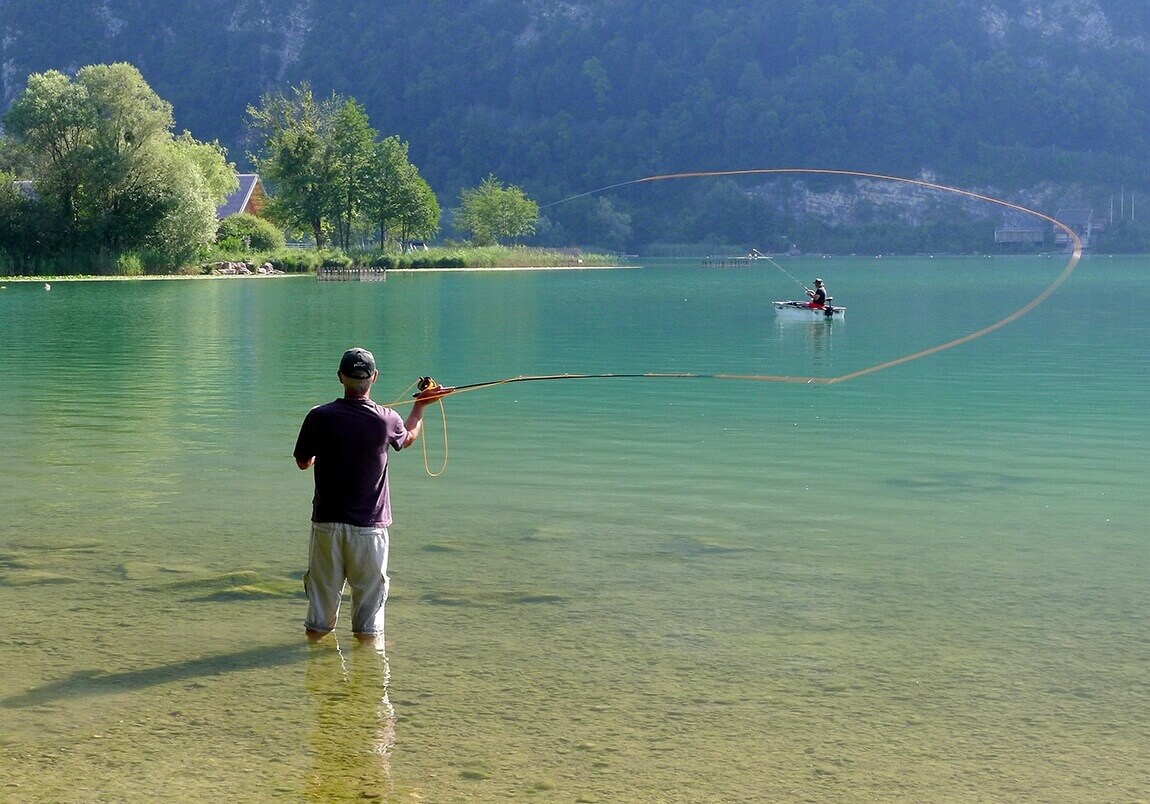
top-left (1, 264), bottom-right (632, 283)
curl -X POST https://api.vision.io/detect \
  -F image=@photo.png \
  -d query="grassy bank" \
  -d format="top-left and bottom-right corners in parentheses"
top-left (250, 244), bottom-right (617, 271)
top-left (1, 245), bottom-right (621, 279)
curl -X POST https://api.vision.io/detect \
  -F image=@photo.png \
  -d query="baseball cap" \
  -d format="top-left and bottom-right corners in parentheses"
top-left (339, 347), bottom-right (376, 379)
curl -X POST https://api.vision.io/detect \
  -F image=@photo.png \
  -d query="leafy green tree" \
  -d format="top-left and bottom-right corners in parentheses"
top-left (457, 174), bottom-right (539, 246)
top-left (4, 68), bottom-right (107, 249)
top-left (367, 136), bottom-right (410, 246)
top-left (246, 83), bottom-right (340, 248)
top-left (367, 136), bottom-right (440, 246)
top-left (248, 85), bottom-right (443, 253)
top-left (175, 132), bottom-right (239, 203)
top-left (144, 134), bottom-right (238, 263)
top-left (1, 63), bottom-right (236, 270)
top-left (327, 99), bottom-right (378, 251)
top-left (391, 167), bottom-right (441, 245)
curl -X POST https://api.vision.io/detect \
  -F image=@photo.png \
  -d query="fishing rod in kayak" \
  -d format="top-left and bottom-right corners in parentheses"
top-left (761, 255), bottom-right (810, 293)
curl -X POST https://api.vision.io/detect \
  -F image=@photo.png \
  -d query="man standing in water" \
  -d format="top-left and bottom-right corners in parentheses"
top-left (294, 347), bottom-right (430, 642)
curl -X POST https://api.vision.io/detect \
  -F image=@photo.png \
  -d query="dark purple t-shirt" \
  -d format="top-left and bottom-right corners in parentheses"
top-left (294, 397), bottom-right (410, 527)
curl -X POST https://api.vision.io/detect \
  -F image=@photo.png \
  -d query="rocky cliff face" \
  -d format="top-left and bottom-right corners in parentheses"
top-left (981, 0), bottom-right (1148, 51)
top-left (0, 0), bottom-right (318, 106)
top-left (222, 0), bottom-right (316, 82)
top-left (760, 175), bottom-right (1099, 229)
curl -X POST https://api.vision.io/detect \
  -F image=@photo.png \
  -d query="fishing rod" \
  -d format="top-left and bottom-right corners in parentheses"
top-left (402, 374), bottom-right (702, 475)
top-left (407, 370), bottom-right (832, 404)
top-left (400, 371), bottom-right (832, 475)
top-left (411, 371), bottom-right (704, 402)
top-left (762, 255), bottom-right (810, 293)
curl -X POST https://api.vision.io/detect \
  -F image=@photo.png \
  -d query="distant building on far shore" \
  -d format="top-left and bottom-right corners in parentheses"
top-left (216, 174), bottom-right (267, 219)
top-left (1053, 208), bottom-right (1096, 249)
top-left (994, 225), bottom-right (1045, 245)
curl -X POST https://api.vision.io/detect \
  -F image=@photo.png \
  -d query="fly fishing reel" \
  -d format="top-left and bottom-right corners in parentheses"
top-left (413, 376), bottom-right (456, 402)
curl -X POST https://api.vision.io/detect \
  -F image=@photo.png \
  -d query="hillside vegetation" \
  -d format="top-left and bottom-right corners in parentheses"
top-left (2, 0), bottom-right (1149, 251)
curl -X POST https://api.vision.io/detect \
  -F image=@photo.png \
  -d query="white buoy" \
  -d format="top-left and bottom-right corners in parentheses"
top-left (44, 283), bottom-right (51, 290)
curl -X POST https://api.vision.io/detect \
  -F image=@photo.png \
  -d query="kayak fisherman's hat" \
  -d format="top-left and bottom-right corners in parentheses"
top-left (814, 278), bottom-right (824, 285)
top-left (339, 347), bottom-right (376, 379)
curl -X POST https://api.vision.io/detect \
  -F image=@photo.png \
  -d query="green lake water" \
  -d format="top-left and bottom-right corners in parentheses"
top-left (1, 256), bottom-right (1148, 801)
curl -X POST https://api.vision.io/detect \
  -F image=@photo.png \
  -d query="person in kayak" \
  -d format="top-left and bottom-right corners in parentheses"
top-left (806, 278), bottom-right (827, 308)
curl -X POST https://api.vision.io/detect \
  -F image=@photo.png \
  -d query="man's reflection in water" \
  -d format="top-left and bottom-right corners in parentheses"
top-left (305, 636), bottom-right (396, 800)
top-left (808, 320), bottom-right (830, 366)
top-left (776, 318), bottom-right (837, 367)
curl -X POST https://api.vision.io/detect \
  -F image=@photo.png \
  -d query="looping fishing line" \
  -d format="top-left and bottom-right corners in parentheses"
top-left (391, 169), bottom-right (1084, 474)
top-left (389, 380), bottom-right (450, 476)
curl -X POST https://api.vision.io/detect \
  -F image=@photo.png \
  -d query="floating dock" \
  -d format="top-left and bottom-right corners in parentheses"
top-left (702, 255), bottom-right (770, 268)
top-left (316, 266), bottom-right (387, 281)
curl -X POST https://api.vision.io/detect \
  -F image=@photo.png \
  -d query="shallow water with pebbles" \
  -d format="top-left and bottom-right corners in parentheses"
top-left (1, 257), bottom-right (1148, 801)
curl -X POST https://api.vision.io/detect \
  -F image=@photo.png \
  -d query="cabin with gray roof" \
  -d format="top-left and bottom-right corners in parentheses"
top-left (216, 174), bottom-right (267, 219)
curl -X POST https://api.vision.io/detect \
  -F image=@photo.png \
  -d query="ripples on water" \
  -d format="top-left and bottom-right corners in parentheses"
top-left (1, 258), bottom-right (1148, 801)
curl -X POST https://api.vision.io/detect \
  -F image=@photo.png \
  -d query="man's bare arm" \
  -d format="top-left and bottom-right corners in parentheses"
top-left (403, 401), bottom-right (428, 448)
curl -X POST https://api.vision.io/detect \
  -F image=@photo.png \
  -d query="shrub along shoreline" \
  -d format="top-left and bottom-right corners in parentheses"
top-left (0, 245), bottom-right (620, 279)
top-left (255, 244), bottom-right (613, 273)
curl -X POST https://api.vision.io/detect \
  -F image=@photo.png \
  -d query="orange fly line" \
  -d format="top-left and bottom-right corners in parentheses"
top-left (389, 169), bottom-right (1084, 473)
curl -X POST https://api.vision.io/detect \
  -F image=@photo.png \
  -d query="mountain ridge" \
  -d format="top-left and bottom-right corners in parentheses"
top-left (2, 0), bottom-right (1148, 248)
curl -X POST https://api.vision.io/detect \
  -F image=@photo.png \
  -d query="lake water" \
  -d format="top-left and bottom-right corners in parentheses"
top-left (1, 256), bottom-right (1148, 802)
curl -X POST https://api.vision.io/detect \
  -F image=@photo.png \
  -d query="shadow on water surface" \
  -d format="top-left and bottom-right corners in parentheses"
top-left (885, 470), bottom-right (1032, 494)
top-left (0, 641), bottom-right (308, 708)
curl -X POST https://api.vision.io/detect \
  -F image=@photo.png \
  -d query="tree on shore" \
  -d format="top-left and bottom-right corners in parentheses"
top-left (390, 166), bottom-right (441, 246)
top-left (457, 174), bottom-right (539, 246)
top-left (247, 84), bottom-right (440, 251)
top-left (1, 63), bottom-right (237, 272)
top-left (245, 83), bottom-right (338, 248)
top-left (327, 99), bottom-right (377, 251)
top-left (368, 135), bottom-right (440, 247)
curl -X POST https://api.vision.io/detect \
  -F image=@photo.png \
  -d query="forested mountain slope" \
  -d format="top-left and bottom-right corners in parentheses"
top-left (3, 0), bottom-right (1149, 249)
